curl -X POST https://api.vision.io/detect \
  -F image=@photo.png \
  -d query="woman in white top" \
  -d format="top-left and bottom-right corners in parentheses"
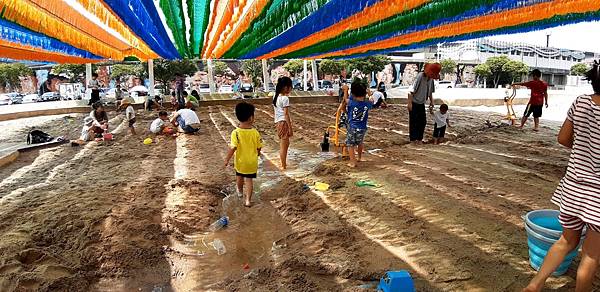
top-left (273, 76), bottom-right (294, 170)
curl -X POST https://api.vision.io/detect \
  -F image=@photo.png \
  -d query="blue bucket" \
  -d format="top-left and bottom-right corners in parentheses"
top-left (523, 210), bottom-right (581, 276)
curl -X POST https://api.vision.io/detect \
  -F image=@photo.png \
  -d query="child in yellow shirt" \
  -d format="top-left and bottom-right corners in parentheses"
top-left (224, 102), bottom-right (262, 207)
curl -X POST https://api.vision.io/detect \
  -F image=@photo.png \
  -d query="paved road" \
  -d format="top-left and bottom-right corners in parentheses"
top-left (0, 100), bottom-right (87, 115)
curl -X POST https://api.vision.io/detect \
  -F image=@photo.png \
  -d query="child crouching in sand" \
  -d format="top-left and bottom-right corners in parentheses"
top-left (433, 104), bottom-right (450, 145)
top-left (339, 81), bottom-right (373, 168)
top-left (224, 102), bottom-right (262, 207)
top-left (149, 111), bottom-right (175, 135)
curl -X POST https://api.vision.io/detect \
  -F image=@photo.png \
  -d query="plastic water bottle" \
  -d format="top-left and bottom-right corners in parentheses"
top-left (209, 216), bottom-right (229, 231)
top-left (213, 239), bottom-right (226, 255)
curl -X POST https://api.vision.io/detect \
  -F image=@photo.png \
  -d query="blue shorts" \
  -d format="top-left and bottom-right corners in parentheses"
top-left (346, 127), bottom-right (367, 146)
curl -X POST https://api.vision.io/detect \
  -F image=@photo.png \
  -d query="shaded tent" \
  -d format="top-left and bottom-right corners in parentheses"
top-left (0, 0), bottom-right (599, 63)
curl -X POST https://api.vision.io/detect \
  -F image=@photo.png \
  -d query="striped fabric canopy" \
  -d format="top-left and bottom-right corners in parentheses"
top-left (0, 0), bottom-right (599, 63)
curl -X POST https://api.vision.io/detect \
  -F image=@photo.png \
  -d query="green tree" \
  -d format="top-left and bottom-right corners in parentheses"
top-left (571, 63), bottom-right (589, 76)
top-left (51, 64), bottom-right (89, 82)
top-left (348, 55), bottom-right (390, 76)
top-left (486, 56), bottom-right (511, 88)
top-left (474, 64), bottom-right (492, 78)
top-left (502, 60), bottom-right (529, 83)
top-left (0, 63), bottom-right (34, 91)
top-left (212, 61), bottom-right (228, 76)
top-left (148, 59), bottom-right (198, 86)
top-left (440, 59), bottom-right (457, 77)
top-left (283, 60), bottom-right (304, 77)
top-left (110, 64), bottom-right (144, 83)
top-left (319, 59), bottom-right (345, 77)
top-left (241, 60), bottom-right (263, 88)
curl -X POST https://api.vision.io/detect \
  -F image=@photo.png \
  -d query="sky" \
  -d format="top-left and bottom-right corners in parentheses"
top-left (486, 21), bottom-right (600, 53)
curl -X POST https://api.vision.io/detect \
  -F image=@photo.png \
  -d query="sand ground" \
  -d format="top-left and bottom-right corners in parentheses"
top-left (0, 103), bottom-right (598, 291)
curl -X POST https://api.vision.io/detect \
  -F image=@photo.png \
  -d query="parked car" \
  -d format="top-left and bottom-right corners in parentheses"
top-left (198, 84), bottom-right (210, 94)
top-left (22, 94), bottom-right (39, 103)
top-left (436, 80), bottom-right (455, 89)
top-left (293, 80), bottom-right (313, 91)
top-left (239, 83), bottom-right (254, 93)
top-left (318, 80), bottom-right (333, 90)
top-left (40, 92), bottom-right (61, 102)
top-left (0, 94), bottom-right (10, 105)
top-left (6, 92), bottom-right (23, 104)
top-left (219, 85), bottom-right (233, 93)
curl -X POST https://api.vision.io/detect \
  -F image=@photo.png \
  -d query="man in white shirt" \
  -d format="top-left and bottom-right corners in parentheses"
top-left (171, 108), bottom-right (200, 134)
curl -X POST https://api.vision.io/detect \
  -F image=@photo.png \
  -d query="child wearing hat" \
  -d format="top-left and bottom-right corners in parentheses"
top-left (71, 116), bottom-right (97, 146)
top-left (121, 98), bottom-right (136, 135)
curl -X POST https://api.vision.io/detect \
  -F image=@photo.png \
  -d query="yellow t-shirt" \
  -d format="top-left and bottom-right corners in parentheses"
top-left (230, 127), bottom-right (262, 175)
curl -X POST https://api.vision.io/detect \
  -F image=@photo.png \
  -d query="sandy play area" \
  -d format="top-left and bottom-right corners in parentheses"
top-left (0, 102), bottom-right (598, 291)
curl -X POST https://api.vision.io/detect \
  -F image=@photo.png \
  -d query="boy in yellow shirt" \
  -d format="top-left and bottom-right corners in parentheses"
top-left (224, 102), bottom-right (262, 207)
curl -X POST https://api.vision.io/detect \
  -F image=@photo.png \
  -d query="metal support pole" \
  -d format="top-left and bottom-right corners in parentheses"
top-left (85, 63), bottom-right (92, 89)
top-left (148, 59), bottom-right (155, 97)
top-left (303, 60), bottom-right (308, 91)
top-left (262, 59), bottom-right (270, 92)
top-left (207, 59), bottom-right (216, 94)
top-left (311, 60), bottom-right (318, 91)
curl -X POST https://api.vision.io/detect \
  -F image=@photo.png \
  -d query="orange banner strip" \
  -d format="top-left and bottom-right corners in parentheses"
top-left (258, 0), bottom-right (430, 60)
top-left (311, 0), bottom-right (600, 59)
top-left (201, 0), bottom-right (223, 57)
top-left (78, 0), bottom-right (159, 59)
top-left (0, 0), bottom-right (125, 59)
top-left (202, 0), bottom-right (237, 58)
top-left (0, 39), bottom-right (101, 64)
top-left (213, 0), bottom-right (270, 58)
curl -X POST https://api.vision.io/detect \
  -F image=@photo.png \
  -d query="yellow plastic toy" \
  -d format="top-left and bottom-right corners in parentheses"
top-left (326, 107), bottom-right (349, 158)
top-left (143, 138), bottom-right (153, 145)
top-left (314, 182), bottom-right (330, 191)
top-left (505, 86), bottom-right (517, 125)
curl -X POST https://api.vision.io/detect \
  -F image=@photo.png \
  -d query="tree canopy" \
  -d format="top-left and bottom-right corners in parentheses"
top-left (477, 56), bottom-right (528, 88)
top-left (319, 59), bottom-right (346, 77)
top-left (283, 60), bottom-right (304, 77)
top-left (110, 64), bottom-right (145, 82)
top-left (0, 63), bottom-right (34, 91)
top-left (347, 55), bottom-right (390, 75)
top-left (440, 59), bottom-right (457, 77)
top-left (51, 64), bottom-right (90, 82)
top-left (148, 59), bottom-right (198, 86)
top-left (570, 63), bottom-right (589, 76)
top-left (241, 60), bottom-right (263, 88)
top-left (502, 60), bottom-right (529, 83)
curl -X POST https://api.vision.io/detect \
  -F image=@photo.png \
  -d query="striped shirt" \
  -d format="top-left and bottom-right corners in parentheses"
top-left (552, 95), bottom-right (600, 226)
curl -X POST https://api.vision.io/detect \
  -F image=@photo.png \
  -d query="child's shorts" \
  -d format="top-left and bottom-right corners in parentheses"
top-left (236, 172), bottom-right (257, 179)
top-left (559, 213), bottom-right (600, 233)
top-left (128, 118), bottom-right (136, 127)
top-left (346, 127), bottom-right (367, 146)
top-left (524, 104), bottom-right (543, 118)
top-left (433, 124), bottom-right (446, 138)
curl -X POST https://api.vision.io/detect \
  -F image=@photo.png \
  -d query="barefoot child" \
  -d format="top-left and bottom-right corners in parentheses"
top-left (149, 111), bottom-right (174, 135)
top-left (273, 76), bottom-right (293, 170)
top-left (121, 98), bottom-right (136, 135)
top-left (433, 104), bottom-right (450, 145)
top-left (224, 102), bottom-right (262, 207)
top-left (340, 81), bottom-right (372, 168)
top-left (512, 69), bottom-right (548, 131)
top-left (523, 62), bottom-right (600, 292)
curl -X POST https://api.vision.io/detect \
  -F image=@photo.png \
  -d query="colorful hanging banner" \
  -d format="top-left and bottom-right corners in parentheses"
top-left (222, 0), bottom-right (330, 59)
top-left (0, 17), bottom-right (100, 59)
top-left (77, 0), bottom-right (158, 59)
top-left (103, 0), bottom-right (180, 59)
top-left (0, 0), bottom-right (127, 59)
top-left (257, 0), bottom-right (430, 60)
top-left (160, 0), bottom-right (190, 57)
top-left (0, 39), bottom-right (101, 64)
top-left (212, 0), bottom-right (270, 58)
top-left (202, 0), bottom-right (237, 58)
top-left (187, 0), bottom-right (211, 56)
top-left (311, 0), bottom-right (600, 59)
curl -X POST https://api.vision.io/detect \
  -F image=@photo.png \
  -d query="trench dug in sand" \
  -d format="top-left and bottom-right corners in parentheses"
top-left (0, 103), bottom-right (598, 291)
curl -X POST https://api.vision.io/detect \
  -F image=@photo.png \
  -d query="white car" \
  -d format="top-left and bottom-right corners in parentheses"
top-left (0, 94), bottom-right (10, 105)
top-left (198, 84), bottom-right (210, 94)
top-left (219, 85), bottom-right (233, 93)
top-left (436, 80), bottom-right (455, 89)
top-left (22, 94), bottom-right (39, 103)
